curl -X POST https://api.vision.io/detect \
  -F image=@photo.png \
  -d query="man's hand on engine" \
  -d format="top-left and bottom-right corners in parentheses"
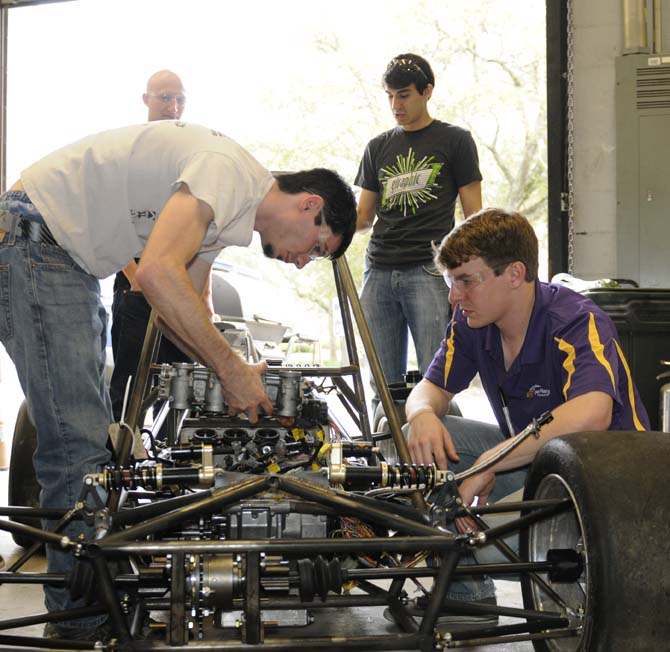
top-left (407, 412), bottom-right (460, 469)
top-left (220, 359), bottom-right (273, 423)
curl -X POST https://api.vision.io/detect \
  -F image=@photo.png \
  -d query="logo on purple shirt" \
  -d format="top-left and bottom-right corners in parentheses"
top-left (526, 384), bottom-right (551, 398)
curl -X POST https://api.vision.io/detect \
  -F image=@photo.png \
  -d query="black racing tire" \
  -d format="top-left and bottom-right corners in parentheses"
top-left (8, 400), bottom-right (42, 549)
top-left (521, 431), bottom-right (670, 652)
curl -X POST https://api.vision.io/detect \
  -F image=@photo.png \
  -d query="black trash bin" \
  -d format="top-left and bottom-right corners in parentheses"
top-left (581, 288), bottom-right (670, 431)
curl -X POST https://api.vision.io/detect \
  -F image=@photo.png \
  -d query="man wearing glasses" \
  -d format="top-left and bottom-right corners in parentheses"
top-left (399, 207), bottom-right (648, 629)
top-left (0, 120), bottom-right (355, 640)
top-left (143, 69), bottom-right (186, 121)
top-left (355, 53), bottom-right (482, 398)
top-left (110, 69), bottom-right (193, 422)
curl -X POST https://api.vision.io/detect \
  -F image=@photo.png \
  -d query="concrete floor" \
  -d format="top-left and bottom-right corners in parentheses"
top-left (0, 466), bottom-right (536, 652)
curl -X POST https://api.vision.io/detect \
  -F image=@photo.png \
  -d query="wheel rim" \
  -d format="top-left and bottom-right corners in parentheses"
top-left (528, 473), bottom-right (589, 651)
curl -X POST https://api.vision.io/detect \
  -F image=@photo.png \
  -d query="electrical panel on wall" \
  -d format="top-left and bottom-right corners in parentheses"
top-left (616, 54), bottom-right (670, 287)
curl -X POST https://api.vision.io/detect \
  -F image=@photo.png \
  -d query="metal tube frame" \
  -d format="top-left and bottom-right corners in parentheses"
top-left (0, 461), bottom-right (579, 650)
top-left (0, 255), bottom-right (583, 650)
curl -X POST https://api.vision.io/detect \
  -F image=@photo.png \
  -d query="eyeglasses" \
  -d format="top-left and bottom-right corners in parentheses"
top-left (308, 210), bottom-right (331, 260)
top-left (147, 92), bottom-right (186, 107)
top-left (444, 271), bottom-right (488, 292)
top-left (444, 264), bottom-right (510, 292)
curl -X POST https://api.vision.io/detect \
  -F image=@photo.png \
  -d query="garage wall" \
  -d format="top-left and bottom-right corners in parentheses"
top-left (571, 0), bottom-right (622, 279)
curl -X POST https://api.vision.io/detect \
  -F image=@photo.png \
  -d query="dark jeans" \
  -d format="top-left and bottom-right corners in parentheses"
top-left (110, 272), bottom-right (191, 422)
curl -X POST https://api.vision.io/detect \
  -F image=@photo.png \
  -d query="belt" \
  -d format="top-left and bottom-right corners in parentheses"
top-left (18, 217), bottom-right (58, 245)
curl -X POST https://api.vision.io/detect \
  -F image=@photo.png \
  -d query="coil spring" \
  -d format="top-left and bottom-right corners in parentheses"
top-left (385, 463), bottom-right (437, 490)
top-left (103, 464), bottom-right (159, 491)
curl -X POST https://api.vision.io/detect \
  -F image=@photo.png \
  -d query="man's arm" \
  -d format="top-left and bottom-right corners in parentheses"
top-left (356, 188), bottom-right (379, 233)
top-left (457, 391), bottom-right (613, 511)
top-left (406, 378), bottom-right (461, 469)
top-left (145, 255), bottom-right (213, 362)
top-left (477, 390), bottom-right (613, 473)
top-left (135, 185), bottom-right (272, 422)
top-left (458, 181), bottom-right (482, 218)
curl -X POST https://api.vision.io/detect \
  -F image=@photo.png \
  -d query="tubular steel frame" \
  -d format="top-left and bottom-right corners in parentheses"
top-left (0, 256), bottom-right (581, 651)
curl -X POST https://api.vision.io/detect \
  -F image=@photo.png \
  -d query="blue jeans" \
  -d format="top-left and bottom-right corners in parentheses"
top-left (415, 416), bottom-right (528, 601)
top-left (0, 225), bottom-right (111, 627)
top-left (360, 263), bottom-right (450, 386)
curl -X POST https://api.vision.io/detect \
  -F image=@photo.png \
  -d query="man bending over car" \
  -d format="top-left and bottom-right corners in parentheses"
top-left (0, 120), bottom-right (356, 640)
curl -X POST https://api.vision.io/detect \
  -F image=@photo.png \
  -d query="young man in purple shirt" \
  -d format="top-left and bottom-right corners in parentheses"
top-left (403, 207), bottom-right (649, 624)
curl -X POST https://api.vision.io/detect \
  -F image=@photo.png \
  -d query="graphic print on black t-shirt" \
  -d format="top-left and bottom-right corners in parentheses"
top-left (379, 147), bottom-right (443, 216)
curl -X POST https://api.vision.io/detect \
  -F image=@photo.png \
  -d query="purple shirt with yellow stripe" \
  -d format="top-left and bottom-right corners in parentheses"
top-left (424, 281), bottom-right (650, 436)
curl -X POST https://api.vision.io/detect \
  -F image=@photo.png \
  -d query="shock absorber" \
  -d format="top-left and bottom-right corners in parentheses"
top-left (327, 442), bottom-right (443, 490)
top-left (327, 412), bottom-right (554, 490)
top-left (89, 444), bottom-right (215, 491)
top-left (329, 459), bottom-right (441, 490)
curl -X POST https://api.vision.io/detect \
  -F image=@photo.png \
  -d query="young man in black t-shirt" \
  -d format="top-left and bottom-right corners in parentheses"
top-left (355, 53), bottom-right (482, 392)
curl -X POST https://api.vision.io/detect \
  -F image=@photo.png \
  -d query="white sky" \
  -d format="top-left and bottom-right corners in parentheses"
top-left (6, 0), bottom-right (545, 182)
top-left (5, 0), bottom-right (429, 179)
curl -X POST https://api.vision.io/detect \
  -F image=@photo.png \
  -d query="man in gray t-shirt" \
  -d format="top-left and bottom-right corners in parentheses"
top-left (0, 124), bottom-right (356, 637)
top-left (356, 53), bottom-right (482, 395)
